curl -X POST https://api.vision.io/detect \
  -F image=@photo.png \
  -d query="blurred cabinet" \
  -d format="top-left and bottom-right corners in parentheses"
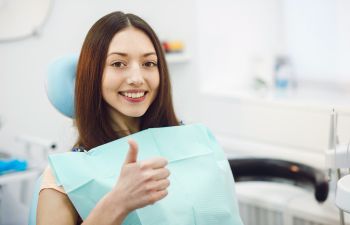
top-left (200, 88), bottom-right (350, 168)
top-left (0, 170), bottom-right (40, 225)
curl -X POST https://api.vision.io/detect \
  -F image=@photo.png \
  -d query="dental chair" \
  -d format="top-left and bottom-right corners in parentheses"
top-left (28, 55), bottom-right (76, 225)
top-left (28, 55), bottom-right (329, 224)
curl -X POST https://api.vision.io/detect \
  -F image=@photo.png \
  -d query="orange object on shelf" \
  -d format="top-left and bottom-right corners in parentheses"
top-left (162, 42), bottom-right (170, 52)
top-left (162, 40), bottom-right (184, 53)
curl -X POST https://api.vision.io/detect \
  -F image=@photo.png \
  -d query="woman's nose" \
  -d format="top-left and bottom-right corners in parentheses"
top-left (126, 64), bottom-right (144, 86)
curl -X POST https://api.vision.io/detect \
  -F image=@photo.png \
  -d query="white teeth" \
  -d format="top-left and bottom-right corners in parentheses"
top-left (122, 92), bottom-right (145, 99)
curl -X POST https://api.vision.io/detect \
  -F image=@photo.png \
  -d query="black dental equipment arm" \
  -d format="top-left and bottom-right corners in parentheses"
top-left (228, 158), bottom-right (329, 203)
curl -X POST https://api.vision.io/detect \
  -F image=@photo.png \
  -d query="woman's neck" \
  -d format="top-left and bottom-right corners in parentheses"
top-left (109, 110), bottom-right (140, 135)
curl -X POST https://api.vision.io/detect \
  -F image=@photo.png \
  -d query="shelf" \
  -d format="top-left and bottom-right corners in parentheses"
top-left (165, 53), bottom-right (190, 64)
top-left (0, 169), bottom-right (40, 185)
top-left (202, 87), bottom-right (350, 114)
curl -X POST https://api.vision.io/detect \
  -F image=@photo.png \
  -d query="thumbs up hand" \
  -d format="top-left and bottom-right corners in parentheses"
top-left (123, 139), bottom-right (139, 164)
top-left (109, 139), bottom-right (170, 214)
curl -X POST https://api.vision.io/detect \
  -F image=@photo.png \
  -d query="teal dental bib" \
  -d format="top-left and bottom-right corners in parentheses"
top-left (49, 124), bottom-right (243, 225)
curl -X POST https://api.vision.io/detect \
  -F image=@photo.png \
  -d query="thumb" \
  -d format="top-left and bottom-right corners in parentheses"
top-left (124, 139), bottom-right (138, 164)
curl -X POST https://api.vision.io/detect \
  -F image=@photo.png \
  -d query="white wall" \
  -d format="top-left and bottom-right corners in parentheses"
top-left (195, 0), bottom-right (350, 91)
top-left (194, 0), bottom-right (350, 168)
top-left (195, 0), bottom-right (284, 91)
top-left (286, 0), bottom-right (350, 84)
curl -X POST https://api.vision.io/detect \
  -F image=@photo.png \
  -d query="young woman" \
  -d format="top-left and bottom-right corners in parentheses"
top-left (37, 11), bottom-right (179, 225)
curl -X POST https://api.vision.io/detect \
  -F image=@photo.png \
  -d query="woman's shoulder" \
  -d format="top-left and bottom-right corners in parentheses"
top-left (40, 145), bottom-right (86, 193)
top-left (40, 165), bottom-right (66, 194)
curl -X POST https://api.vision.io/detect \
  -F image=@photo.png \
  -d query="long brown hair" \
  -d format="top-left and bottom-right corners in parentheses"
top-left (74, 12), bottom-right (179, 150)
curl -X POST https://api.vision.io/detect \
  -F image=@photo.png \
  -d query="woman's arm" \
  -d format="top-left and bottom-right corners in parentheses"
top-left (37, 189), bottom-right (79, 225)
top-left (81, 191), bottom-right (127, 225)
top-left (37, 139), bottom-right (169, 225)
top-left (37, 187), bottom-right (128, 225)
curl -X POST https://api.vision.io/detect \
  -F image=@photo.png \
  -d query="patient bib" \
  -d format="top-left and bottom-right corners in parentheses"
top-left (49, 124), bottom-right (243, 225)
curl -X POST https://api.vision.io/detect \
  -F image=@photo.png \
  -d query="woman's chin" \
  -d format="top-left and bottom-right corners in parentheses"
top-left (123, 109), bottom-right (147, 118)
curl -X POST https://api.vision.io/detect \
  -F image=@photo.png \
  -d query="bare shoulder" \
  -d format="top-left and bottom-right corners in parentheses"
top-left (37, 188), bottom-right (79, 225)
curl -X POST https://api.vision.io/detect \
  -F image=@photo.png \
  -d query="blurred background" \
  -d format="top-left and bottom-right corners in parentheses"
top-left (1, 0), bottom-right (350, 224)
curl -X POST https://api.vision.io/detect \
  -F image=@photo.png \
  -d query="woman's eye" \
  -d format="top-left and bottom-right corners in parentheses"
top-left (111, 61), bottom-right (126, 68)
top-left (143, 61), bottom-right (158, 67)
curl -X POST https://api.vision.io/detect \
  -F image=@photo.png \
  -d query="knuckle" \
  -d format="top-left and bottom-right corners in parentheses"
top-left (142, 171), bottom-right (152, 181)
top-left (160, 169), bottom-right (170, 178)
top-left (145, 182), bottom-right (155, 191)
top-left (161, 158), bottom-right (168, 165)
top-left (159, 179), bottom-right (169, 189)
top-left (148, 193), bottom-right (158, 204)
top-left (139, 162), bottom-right (147, 170)
top-left (165, 169), bottom-right (170, 176)
top-left (123, 164), bottom-right (132, 171)
top-left (161, 190), bottom-right (168, 198)
top-left (165, 179), bottom-right (170, 187)
top-left (144, 184), bottom-right (151, 191)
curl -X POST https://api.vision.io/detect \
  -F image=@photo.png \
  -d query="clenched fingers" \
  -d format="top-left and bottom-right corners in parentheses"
top-left (147, 189), bottom-right (168, 205)
top-left (139, 157), bottom-right (168, 169)
top-left (143, 168), bottom-right (170, 181)
top-left (145, 179), bottom-right (170, 192)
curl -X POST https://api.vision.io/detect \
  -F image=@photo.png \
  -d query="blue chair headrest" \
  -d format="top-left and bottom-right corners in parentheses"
top-left (46, 54), bottom-right (78, 118)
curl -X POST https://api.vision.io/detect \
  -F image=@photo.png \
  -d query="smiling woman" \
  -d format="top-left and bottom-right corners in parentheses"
top-left (74, 12), bottom-right (179, 150)
top-left (37, 11), bottom-right (179, 225)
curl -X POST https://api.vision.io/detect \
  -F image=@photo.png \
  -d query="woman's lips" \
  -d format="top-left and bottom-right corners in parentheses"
top-left (119, 92), bottom-right (147, 103)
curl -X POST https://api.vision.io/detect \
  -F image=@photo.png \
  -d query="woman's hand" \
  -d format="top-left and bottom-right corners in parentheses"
top-left (83, 139), bottom-right (170, 225)
top-left (110, 139), bottom-right (170, 214)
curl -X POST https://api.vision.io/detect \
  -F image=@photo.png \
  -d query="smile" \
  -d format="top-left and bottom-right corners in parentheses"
top-left (119, 91), bottom-right (147, 98)
top-left (119, 91), bottom-right (148, 103)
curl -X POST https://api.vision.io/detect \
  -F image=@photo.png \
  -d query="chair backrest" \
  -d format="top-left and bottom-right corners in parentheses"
top-left (28, 55), bottom-right (78, 224)
top-left (45, 54), bottom-right (78, 118)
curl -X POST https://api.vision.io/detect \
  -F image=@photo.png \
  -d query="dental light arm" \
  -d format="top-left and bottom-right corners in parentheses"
top-left (325, 109), bottom-right (350, 225)
top-left (228, 158), bottom-right (329, 203)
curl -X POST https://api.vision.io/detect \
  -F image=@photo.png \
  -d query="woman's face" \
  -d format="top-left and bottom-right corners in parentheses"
top-left (102, 27), bottom-right (160, 120)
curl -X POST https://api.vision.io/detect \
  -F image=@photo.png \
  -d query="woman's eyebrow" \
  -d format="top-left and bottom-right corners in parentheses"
top-left (107, 52), bottom-right (157, 57)
top-left (108, 52), bottom-right (128, 57)
top-left (143, 52), bottom-right (157, 57)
